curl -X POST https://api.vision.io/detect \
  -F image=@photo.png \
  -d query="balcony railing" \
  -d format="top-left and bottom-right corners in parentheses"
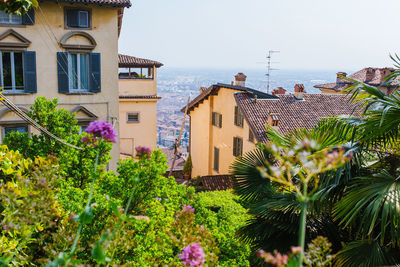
top-left (118, 72), bottom-right (154, 80)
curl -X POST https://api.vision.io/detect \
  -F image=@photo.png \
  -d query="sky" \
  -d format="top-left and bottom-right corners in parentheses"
top-left (119, 0), bottom-right (400, 71)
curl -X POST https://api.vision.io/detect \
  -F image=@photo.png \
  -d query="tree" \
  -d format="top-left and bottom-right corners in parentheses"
top-left (0, 0), bottom-right (38, 15)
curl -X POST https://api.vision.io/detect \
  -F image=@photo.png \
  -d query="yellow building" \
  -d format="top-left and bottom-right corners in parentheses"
top-left (186, 73), bottom-right (357, 177)
top-left (314, 68), bottom-right (397, 95)
top-left (118, 54), bottom-right (162, 157)
top-left (0, 0), bottom-right (131, 169)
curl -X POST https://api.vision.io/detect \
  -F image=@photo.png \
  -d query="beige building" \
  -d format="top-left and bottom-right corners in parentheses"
top-left (118, 54), bottom-right (162, 157)
top-left (314, 67), bottom-right (398, 95)
top-left (0, 0), bottom-right (131, 169)
top-left (185, 73), bottom-right (357, 177)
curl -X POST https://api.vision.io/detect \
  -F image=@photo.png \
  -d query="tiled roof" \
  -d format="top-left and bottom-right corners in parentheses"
top-left (198, 175), bottom-right (233, 191)
top-left (118, 54), bottom-right (163, 68)
top-left (182, 83), bottom-right (278, 112)
top-left (314, 67), bottom-right (398, 92)
top-left (44, 0), bottom-right (131, 7)
top-left (119, 95), bottom-right (162, 100)
top-left (235, 93), bottom-right (358, 143)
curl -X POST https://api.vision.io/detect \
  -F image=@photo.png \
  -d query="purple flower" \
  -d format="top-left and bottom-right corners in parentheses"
top-left (84, 120), bottom-right (117, 143)
top-left (182, 205), bottom-right (195, 214)
top-left (135, 145), bottom-right (152, 158)
top-left (179, 243), bottom-right (205, 267)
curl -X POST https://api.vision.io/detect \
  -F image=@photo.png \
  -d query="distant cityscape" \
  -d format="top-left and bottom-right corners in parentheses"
top-left (156, 68), bottom-right (353, 150)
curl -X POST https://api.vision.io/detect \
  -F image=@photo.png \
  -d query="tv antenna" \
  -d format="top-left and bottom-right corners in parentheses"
top-left (266, 50), bottom-right (280, 93)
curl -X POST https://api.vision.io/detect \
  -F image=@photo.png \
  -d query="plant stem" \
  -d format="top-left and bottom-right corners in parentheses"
top-left (298, 183), bottom-right (308, 267)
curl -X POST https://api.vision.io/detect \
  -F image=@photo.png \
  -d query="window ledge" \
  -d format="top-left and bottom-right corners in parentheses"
top-left (64, 92), bottom-right (95, 95)
top-left (3, 92), bottom-right (33, 95)
top-left (0, 24), bottom-right (25, 28)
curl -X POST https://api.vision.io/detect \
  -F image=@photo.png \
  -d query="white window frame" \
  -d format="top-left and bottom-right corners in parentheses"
top-left (68, 53), bottom-right (89, 92)
top-left (127, 112), bottom-right (140, 123)
top-left (0, 51), bottom-right (25, 93)
top-left (78, 11), bottom-right (89, 27)
top-left (0, 11), bottom-right (22, 25)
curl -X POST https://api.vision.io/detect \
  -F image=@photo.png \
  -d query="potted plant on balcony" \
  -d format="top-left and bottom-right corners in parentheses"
top-left (182, 154), bottom-right (192, 181)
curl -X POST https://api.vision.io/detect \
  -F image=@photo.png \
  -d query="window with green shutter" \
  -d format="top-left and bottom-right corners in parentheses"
top-left (212, 112), bottom-right (222, 128)
top-left (213, 147), bottom-right (219, 172)
top-left (233, 137), bottom-right (243, 157)
top-left (249, 129), bottom-right (255, 143)
top-left (234, 106), bottom-right (244, 127)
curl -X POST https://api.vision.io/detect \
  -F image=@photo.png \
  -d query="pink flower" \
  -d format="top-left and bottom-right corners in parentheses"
top-left (179, 243), bottom-right (205, 267)
top-left (83, 120), bottom-right (117, 143)
top-left (291, 246), bottom-right (302, 254)
top-left (182, 205), bottom-right (195, 213)
top-left (135, 145), bottom-right (152, 158)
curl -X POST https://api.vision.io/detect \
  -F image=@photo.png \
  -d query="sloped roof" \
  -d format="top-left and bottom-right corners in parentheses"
top-left (198, 175), bottom-right (233, 191)
top-left (235, 93), bottom-right (358, 143)
top-left (43, 0), bottom-right (131, 7)
top-left (182, 83), bottom-right (278, 113)
top-left (314, 67), bottom-right (398, 92)
top-left (118, 54), bottom-right (163, 68)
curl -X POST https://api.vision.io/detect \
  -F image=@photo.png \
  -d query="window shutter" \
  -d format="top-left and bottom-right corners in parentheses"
top-left (22, 8), bottom-right (35, 25)
top-left (24, 51), bottom-right (37, 93)
top-left (214, 147), bottom-right (219, 172)
top-left (212, 112), bottom-right (216, 126)
top-left (67, 10), bottom-right (79, 27)
top-left (89, 53), bottom-right (101, 93)
top-left (57, 52), bottom-right (69, 94)
top-left (234, 106), bottom-right (238, 125)
top-left (219, 113), bottom-right (222, 128)
top-left (239, 138), bottom-right (243, 156)
top-left (233, 137), bottom-right (237, 156)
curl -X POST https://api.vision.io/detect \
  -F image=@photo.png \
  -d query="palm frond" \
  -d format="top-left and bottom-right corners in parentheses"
top-left (335, 240), bottom-right (396, 267)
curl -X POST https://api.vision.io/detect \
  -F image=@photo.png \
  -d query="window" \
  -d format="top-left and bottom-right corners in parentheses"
top-left (0, 10), bottom-right (22, 24)
top-left (234, 106), bottom-right (244, 127)
top-left (249, 129), bottom-right (254, 143)
top-left (272, 120), bottom-right (279, 127)
top-left (66, 9), bottom-right (90, 28)
top-left (4, 125), bottom-right (28, 137)
top-left (233, 137), bottom-right (243, 157)
top-left (213, 147), bottom-right (219, 172)
top-left (127, 112), bottom-right (140, 123)
top-left (0, 51), bottom-right (24, 92)
top-left (212, 112), bottom-right (222, 128)
top-left (68, 53), bottom-right (89, 91)
top-left (79, 125), bottom-right (88, 134)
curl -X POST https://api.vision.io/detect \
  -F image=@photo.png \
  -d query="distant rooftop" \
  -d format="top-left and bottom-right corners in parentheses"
top-left (314, 67), bottom-right (398, 93)
top-left (118, 54), bottom-right (163, 68)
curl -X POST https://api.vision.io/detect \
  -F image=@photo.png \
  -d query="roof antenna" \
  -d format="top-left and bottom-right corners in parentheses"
top-left (265, 50), bottom-right (280, 94)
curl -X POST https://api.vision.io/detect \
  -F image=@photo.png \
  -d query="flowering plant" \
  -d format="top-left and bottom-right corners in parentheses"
top-left (179, 243), bottom-right (205, 267)
top-left (81, 120), bottom-right (117, 146)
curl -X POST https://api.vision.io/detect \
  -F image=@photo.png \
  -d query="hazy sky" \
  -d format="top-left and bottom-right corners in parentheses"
top-left (119, 0), bottom-right (400, 71)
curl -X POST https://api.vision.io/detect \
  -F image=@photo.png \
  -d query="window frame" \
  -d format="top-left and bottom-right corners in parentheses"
top-left (212, 112), bottom-right (222, 128)
top-left (213, 147), bottom-right (220, 172)
top-left (0, 51), bottom-right (25, 93)
top-left (233, 136), bottom-right (243, 157)
top-left (0, 10), bottom-right (22, 25)
top-left (64, 7), bottom-right (92, 30)
top-left (2, 124), bottom-right (28, 139)
top-left (68, 52), bottom-right (90, 92)
top-left (234, 106), bottom-right (244, 128)
top-left (127, 112), bottom-right (140, 123)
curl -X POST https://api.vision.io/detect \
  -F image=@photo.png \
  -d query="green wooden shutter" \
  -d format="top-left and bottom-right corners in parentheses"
top-left (89, 53), bottom-right (101, 93)
top-left (22, 8), bottom-right (35, 25)
top-left (212, 112), bottom-right (216, 126)
top-left (219, 113), bottom-right (222, 128)
top-left (24, 51), bottom-right (37, 93)
top-left (234, 106), bottom-right (238, 125)
top-left (213, 147), bottom-right (219, 172)
top-left (66, 10), bottom-right (79, 27)
top-left (233, 137), bottom-right (237, 156)
top-left (238, 138), bottom-right (243, 156)
top-left (57, 52), bottom-right (69, 94)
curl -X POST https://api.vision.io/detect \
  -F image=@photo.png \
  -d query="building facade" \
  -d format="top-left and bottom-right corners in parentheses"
top-left (118, 54), bottom-right (162, 157)
top-left (314, 67), bottom-right (397, 95)
top-left (0, 0), bottom-right (130, 169)
top-left (186, 73), bottom-right (358, 177)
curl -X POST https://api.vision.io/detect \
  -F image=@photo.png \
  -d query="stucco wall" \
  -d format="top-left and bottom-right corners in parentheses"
top-left (119, 99), bottom-right (157, 155)
top-left (189, 87), bottom-right (256, 177)
top-left (0, 2), bottom-right (120, 169)
top-left (119, 68), bottom-right (157, 95)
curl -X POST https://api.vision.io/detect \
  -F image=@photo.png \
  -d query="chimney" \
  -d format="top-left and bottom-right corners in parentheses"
top-left (365, 68), bottom-right (375, 81)
top-left (336, 72), bottom-right (347, 84)
top-left (268, 113), bottom-right (280, 129)
top-left (199, 86), bottom-right (207, 94)
top-left (271, 87), bottom-right (287, 95)
top-left (235, 72), bottom-right (247, 87)
top-left (294, 84), bottom-right (305, 100)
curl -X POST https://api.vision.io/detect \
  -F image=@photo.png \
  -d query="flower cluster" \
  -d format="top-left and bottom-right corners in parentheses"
top-left (81, 120), bottom-right (117, 145)
top-left (179, 243), bottom-right (205, 267)
top-left (257, 249), bottom-right (288, 266)
top-left (176, 205), bottom-right (195, 221)
top-left (135, 145), bottom-right (152, 158)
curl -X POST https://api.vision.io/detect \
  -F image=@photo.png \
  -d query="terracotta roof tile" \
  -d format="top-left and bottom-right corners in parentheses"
top-left (198, 175), bottom-right (233, 191)
top-left (118, 54), bottom-right (163, 68)
top-left (44, 0), bottom-right (131, 7)
top-left (314, 67), bottom-right (398, 92)
top-left (235, 93), bottom-right (358, 143)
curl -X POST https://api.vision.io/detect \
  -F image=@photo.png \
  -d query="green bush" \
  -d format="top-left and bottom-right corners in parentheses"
top-left (193, 190), bottom-right (251, 266)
